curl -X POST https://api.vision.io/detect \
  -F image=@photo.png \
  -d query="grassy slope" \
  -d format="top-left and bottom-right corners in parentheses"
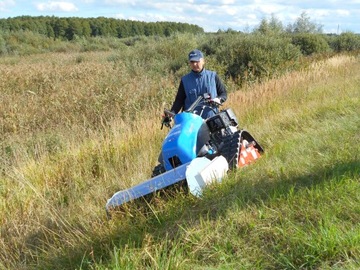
top-left (0, 54), bottom-right (359, 270)
top-left (181, 56), bottom-right (360, 269)
top-left (97, 55), bottom-right (360, 270)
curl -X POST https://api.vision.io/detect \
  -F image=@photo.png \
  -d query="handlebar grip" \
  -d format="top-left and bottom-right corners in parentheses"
top-left (185, 95), bottom-right (204, 113)
top-left (164, 109), bottom-right (176, 117)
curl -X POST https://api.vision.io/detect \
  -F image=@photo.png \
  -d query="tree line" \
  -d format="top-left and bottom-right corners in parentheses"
top-left (0, 16), bottom-right (204, 40)
top-left (0, 12), bottom-right (359, 61)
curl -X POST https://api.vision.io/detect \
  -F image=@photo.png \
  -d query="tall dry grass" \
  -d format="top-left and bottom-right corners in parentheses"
top-left (0, 51), bottom-right (176, 269)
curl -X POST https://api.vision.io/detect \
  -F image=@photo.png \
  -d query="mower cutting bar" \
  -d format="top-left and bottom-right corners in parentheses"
top-left (105, 161), bottom-right (190, 211)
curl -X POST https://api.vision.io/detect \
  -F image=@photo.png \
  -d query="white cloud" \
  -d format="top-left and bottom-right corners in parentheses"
top-left (104, 0), bottom-right (136, 4)
top-left (0, 0), bottom-right (15, 11)
top-left (222, 6), bottom-right (238, 16)
top-left (335, 9), bottom-right (351, 16)
top-left (36, 1), bottom-right (79, 12)
top-left (109, 1), bottom-right (352, 32)
top-left (220, 0), bottom-right (236, 4)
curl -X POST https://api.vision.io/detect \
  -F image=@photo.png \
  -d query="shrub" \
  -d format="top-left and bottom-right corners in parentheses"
top-left (332, 32), bottom-right (360, 52)
top-left (203, 32), bottom-right (302, 85)
top-left (0, 31), bottom-right (7, 55)
top-left (291, 33), bottom-right (331, 55)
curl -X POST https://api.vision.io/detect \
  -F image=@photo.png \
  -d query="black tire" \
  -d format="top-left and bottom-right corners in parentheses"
top-left (151, 164), bottom-right (166, 177)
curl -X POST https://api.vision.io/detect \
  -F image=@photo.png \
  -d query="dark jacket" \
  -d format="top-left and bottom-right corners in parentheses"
top-left (170, 68), bottom-right (227, 119)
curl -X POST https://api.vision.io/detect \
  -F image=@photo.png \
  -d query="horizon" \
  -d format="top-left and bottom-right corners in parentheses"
top-left (0, 1), bottom-right (359, 34)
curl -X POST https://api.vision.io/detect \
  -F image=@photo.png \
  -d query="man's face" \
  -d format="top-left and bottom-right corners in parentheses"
top-left (189, 58), bottom-right (204, 73)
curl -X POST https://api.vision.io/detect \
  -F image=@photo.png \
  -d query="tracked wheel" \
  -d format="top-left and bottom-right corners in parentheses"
top-left (219, 130), bottom-right (264, 169)
top-left (151, 164), bottom-right (166, 177)
top-left (218, 130), bottom-right (242, 169)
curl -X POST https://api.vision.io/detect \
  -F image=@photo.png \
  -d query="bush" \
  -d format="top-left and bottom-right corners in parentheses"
top-left (332, 32), bottom-right (360, 52)
top-left (0, 31), bottom-right (7, 55)
top-left (202, 32), bottom-right (302, 85)
top-left (291, 33), bottom-right (331, 55)
top-left (1, 30), bottom-right (67, 55)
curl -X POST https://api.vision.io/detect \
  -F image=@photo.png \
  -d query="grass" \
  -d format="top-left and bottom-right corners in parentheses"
top-left (0, 51), bottom-right (359, 269)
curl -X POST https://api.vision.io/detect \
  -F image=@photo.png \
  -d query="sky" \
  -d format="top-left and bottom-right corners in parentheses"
top-left (0, 0), bottom-right (359, 34)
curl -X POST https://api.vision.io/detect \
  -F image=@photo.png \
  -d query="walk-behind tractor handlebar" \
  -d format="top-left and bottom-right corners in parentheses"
top-left (162, 93), bottom-right (222, 129)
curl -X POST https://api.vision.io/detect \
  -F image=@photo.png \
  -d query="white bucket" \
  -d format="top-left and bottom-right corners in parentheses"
top-left (186, 156), bottom-right (229, 196)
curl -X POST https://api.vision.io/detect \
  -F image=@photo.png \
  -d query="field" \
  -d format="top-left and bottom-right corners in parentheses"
top-left (0, 50), bottom-right (359, 269)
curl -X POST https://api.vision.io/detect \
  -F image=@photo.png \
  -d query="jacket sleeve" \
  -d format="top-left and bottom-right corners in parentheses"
top-left (215, 74), bottom-right (227, 103)
top-left (170, 80), bottom-right (186, 113)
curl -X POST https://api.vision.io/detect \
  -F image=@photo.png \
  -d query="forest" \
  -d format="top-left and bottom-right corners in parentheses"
top-left (0, 13), bottom-right (359, 62)
top-left (0, 15), bottom-right (204, 40)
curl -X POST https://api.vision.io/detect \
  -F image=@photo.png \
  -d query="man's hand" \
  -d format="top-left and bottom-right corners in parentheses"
top-left (211, 97), bottom-right (222, 105)
top-left (162, 115), bottom-right (172, 124)
top-left (161, 112), bottom-right (173, 129)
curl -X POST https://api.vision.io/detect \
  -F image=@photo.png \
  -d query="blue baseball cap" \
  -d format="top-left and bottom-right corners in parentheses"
top-left (188, 49), bottom-right (204, 61)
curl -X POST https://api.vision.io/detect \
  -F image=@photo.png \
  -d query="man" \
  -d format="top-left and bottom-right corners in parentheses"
top-left (167, 49), bottom-right (227, 120)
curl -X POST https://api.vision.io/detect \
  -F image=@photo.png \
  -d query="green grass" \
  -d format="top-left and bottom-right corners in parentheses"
top-left (0, 53), bottom-right (359, 270)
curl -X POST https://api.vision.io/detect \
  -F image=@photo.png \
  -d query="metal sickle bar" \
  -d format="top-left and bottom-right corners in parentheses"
top-left (105, 161), bottom-right (190, 212)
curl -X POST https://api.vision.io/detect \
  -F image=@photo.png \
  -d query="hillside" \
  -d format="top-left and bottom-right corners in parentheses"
top-left (0, 52), bottom-right (359, 269)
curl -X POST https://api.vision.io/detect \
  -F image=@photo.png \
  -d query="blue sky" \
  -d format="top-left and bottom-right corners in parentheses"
top-left (0, 0), bottom-right (359, 33)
